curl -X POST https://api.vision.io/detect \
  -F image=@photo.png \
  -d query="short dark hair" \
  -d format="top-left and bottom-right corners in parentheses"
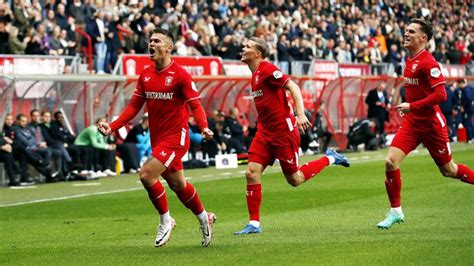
top-left (411, 18), bottom-right (433, 40)
top-left (249, 37), bottom-right (270, 59)
top-left (54, 111), bottom-right (63, 120)
top-left (30, 109), bottom-right (40, 116)
top-left (16, 113), bottom-right (26, 121)
top-left (152, 28), bottom-right (175, 44)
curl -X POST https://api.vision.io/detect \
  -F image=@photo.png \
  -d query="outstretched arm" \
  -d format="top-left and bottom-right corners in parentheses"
top-left (285, 79), bottom-right (311, 132)
top-left (98, 94), bottom-right (145, 136)
top-left (188, 98), bottom-right (214, 140)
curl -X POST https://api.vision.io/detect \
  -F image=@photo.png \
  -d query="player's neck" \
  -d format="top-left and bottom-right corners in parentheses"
top-left (154, 57), bottom-right (172, 71)
top-left (248, 59), bottom-right (262, 73)
top-left (408, 46), bottom-right (425, 59)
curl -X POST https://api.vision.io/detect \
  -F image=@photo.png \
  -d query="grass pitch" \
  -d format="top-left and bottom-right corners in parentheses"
top-left (1, 144), bottom-right (473, 265)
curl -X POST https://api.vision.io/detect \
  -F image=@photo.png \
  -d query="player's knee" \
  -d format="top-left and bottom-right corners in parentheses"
top-left (285, 177), bottom-right (301, 187)
top-left (440, 165), bottom-right (457, 178)
top-left (168, 179), bottom-right (186, 191)
top-left (139, 167), bottom-right (153, 185)
top-left (245, 168), bottom-right (260, 183)
top-left (385, 157), bottom-right (398, 171)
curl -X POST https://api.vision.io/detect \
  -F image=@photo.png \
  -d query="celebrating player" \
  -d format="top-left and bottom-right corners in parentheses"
top-left (98, 28), bottom-right (216, 247)
top-left (377, 18), bottom-right (474, 229)
top-left (233, 37), bottom-right (350, 235)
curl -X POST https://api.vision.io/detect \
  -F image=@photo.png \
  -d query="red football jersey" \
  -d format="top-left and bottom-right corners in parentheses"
top-left (251, 61), bottom-right (294, 136)
top-left (133, 62), bottom-right (200, 147)
top-left (403, 49), bottom-right (446, 126)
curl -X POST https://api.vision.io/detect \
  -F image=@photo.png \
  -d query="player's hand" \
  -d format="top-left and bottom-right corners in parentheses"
top-left (201, 128), bottom-right (214, 140)
top-left (98, 122), bottom-right (111, 136)
top-left (296, 114), bottom-right (311, 133)
top-left (396, 102), bottom-right (411, 114)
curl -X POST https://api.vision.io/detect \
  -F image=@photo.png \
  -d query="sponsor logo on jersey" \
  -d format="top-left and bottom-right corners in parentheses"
top-left (252, 89), bottom-right (263, 98)
top-left (404, 77), bottom-right (419, 85)
top-left (144, 76), bottom-right (151, 82)
top-left (165, 76), bottom-right (173, 86)
top-left (273, 70), bottom-right (283, 79)
top-left (145, 91), bottom-right (174, 100)
top-left (411, 63), bottom-right (418, 72)
top-left (430, 68), bottom-right (441, 78)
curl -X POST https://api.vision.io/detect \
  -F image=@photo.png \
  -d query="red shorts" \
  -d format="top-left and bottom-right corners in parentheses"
top-left (151, 137), bottom-right (190, 177)
top-left (391, 113), bottom-right (452, 166)
top-left (248, 129), bottom-right (300, 175)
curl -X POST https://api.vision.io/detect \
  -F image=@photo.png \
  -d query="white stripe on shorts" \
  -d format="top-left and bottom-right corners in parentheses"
top-left (436, 112), bottom-right (445, 128)
top-left (164, 151), bottom-right (176, 168)
top-left (180, 128), bottom-right (186, 146)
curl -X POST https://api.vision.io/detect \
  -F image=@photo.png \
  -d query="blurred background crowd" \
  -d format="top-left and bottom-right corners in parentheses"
top-left (0, 0), bottom-right (473, 74)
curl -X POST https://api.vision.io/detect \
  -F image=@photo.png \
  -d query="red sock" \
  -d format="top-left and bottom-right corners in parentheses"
top-left (385, 169), bottom-right (402, 207)
top-left (456, 164), bottom-right (474, 184)
top-left (175, 181), bottom-right (205, 215)
top-left (246, 183), bottom-right (262, 221)
top-left (146, 181), bottom-right (169, 214)
top-left (299, 157), bottom-right (330, 181)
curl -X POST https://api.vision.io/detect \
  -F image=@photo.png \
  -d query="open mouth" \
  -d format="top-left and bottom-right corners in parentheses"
top-left (149, 47), bottom-right (156, 56)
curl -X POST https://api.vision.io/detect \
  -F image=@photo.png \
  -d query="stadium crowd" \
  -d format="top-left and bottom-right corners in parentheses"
top-left (0, 0), bottom-right (473, 73)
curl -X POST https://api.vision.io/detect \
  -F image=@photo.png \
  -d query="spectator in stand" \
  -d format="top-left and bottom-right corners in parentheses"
top-left (8, 25), bottom-right (29, 54)
top-left (433, 42), bottom-right (449, 64)
top-left (439, 84), bottom-right (457, 142)
top-left (454, 79), bottom-right (473, 143)
top-left (347, 119), bottom-right (379, 152)
top-left (29, 109), bottom-right (63, 178)
top-left (87, 10), bottom-right (108, 74)
top-left (1, 125), bottom-right (22, 186)
top-left (0, 17), bottom-right (10, 54)
top-left (313, 101), bottom-right (332, 153)
top-left (14, 113), bottom-right (58, 182)
top-left (50, 111), bottom-right (82, 173)
top-left (201, 110), bottom-right (226, 164)
top-left (68, 0), bottom-right (87, 26)
top-left (2, 114), bottom-right (34, 184)
top-left (224, 107), bottom-right (246, 154)
top-left (124, 114), bottom-right (151, 166)
top-left (49, 25), bottom-right (64, 55)
top-left (365, 82), bottom-right (391, 144)
top-left (74, 117), bottom-right (116, 177)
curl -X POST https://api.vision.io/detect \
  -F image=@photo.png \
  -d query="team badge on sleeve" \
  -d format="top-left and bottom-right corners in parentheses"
top-left (273, 70), bottom-right (283, 79)
top-left (430, 68), bottom-right (441, 78)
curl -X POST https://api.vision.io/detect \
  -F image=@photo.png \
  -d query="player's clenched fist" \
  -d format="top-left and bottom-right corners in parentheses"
top-left (201, 128), bottom-right (214, 140)
top-left (98, 122), bottom-right (112, 136)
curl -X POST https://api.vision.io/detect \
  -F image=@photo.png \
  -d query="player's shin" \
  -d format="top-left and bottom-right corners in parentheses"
top-left (146, 181), bottom-right (169, 214)
top-left (175, 181), bottom-right (205, 215)
top-left (246, 183), bottom-right (262, 225)
top-left (299, 157), bottom-right (330, 181)
top-left (456, 164), bottom-right (474, 184)
top-left (385, 169), bottom-right (402, 207)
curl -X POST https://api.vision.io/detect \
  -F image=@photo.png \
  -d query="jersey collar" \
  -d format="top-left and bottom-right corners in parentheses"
top-left (153, 60), bottom-right (174, 73)
top-left (408, 49), bottom-right (426, 62)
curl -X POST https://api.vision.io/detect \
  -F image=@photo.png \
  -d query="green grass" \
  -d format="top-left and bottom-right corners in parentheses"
top-left (1, 144), bottom-right (473, 265)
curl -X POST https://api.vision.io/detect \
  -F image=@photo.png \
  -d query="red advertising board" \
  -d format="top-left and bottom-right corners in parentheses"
top-left (122, 55), bottom-right (223, 76)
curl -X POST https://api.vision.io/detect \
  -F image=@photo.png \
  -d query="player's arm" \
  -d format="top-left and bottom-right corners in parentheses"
top-left (285, 79), bottom-right (311, 131)
top-left (188, 99), bottom-right (214, 140)
top-left (396, 85), bottom-right (446, 114)
top-left (98, 94), bottom-right (146, 136)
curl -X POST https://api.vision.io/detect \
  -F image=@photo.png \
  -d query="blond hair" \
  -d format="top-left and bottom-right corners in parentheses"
top-left (249, 37), bottom-right (270, 59)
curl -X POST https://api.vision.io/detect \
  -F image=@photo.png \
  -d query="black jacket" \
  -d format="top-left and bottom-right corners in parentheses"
top-left (365, 88), bottom-right (390, 122)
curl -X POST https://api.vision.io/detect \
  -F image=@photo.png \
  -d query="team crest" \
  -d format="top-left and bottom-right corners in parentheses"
top-left (165, 76), bottom-right (173, 86)
top-left (411, 64), bottom-right (418, 72)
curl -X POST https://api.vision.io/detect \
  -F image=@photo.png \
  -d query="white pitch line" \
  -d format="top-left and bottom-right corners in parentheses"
top-left (72, 183), bottom-right (101, 187)
top-left (9, 186), bottom-right (37, 190)
top-left (201, 174), bottom-right (213, 178)
top-left (0, 187), bottom-right (143, 207)
top-left (219, 172), bottom-right (232, 176)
